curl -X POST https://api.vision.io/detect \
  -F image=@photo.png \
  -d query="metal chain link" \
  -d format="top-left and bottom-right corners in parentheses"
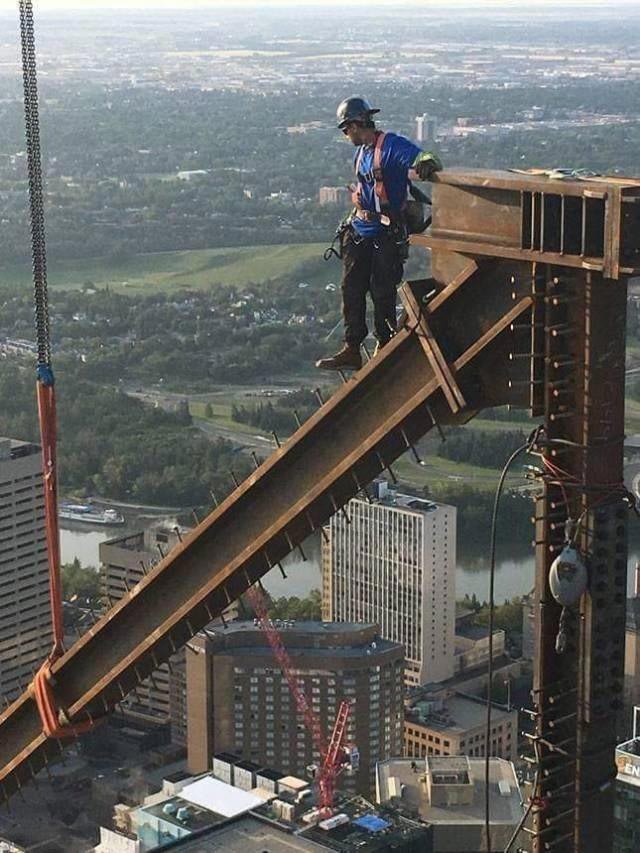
top-left (19, 0), bottom-right (51, 368)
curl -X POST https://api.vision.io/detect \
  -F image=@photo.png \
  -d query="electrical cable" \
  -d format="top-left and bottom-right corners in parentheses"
top-left (485, 426), bottom-right (542, 853)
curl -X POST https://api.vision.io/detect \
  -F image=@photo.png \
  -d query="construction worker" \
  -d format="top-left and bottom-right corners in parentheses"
top-left (316, 96), bottom-right (442, 372)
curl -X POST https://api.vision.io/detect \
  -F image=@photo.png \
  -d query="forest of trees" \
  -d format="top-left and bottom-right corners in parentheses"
top-left (231, 389), bottom-right (318, 436)
top-left (2, 73), bottom-right (640, 264)
top-left (425, 482), bottom-right (533, 544)
top-left (0, 362), bottom-right (248, 507)
top-left (437, 428), bottom-right (528, 469)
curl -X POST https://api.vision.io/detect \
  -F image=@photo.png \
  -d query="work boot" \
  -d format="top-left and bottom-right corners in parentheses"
top-left (315, 344), bottom-right (362, 372)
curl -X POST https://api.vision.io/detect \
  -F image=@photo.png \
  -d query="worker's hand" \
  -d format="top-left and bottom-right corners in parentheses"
top-left (412, 151), bottom-right (443, 181)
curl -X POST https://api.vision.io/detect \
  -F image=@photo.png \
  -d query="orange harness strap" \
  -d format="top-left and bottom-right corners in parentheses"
top-left (372, 131), bottom-right (389, 209)
top-left (36, 380), bottom-right (64, 655)
top-left (32, 664), bottom-right (95, 739)
top-left (352, 131), bottom-right (389, 211)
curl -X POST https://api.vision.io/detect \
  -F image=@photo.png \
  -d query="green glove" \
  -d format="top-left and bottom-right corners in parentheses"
top-left (413, 151), bottom-right (443, 181)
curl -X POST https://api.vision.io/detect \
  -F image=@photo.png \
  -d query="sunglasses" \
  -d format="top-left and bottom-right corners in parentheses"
top-left (341, 122), bottom-right (356, 135)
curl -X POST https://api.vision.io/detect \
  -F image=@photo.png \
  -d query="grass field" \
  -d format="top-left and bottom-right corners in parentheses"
top-left (0, 243), bottom-right (329, 294)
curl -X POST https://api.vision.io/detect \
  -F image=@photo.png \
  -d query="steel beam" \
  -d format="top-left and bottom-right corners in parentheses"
top-left (0, 170), bottom-right (636, 853)
top-left (0, 241), bottom-right (531, 800)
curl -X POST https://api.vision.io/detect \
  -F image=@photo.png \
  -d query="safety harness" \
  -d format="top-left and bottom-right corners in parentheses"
top-left (352, 131), bottom-right (393, 221)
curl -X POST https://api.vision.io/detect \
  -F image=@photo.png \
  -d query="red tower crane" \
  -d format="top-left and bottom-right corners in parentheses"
top-left (246, 586), bottom-right (355, 816)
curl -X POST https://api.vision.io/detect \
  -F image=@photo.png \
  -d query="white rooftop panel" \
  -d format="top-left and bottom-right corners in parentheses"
top-left (181, 776), bottom-right (264, 817)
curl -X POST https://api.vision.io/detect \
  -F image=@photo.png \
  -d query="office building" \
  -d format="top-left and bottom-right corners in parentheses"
top-left (322, 482), bottom-right (456, 686)
top-left (614, 712), bottom-right (640, 853)
top-left (404, 691), bottom-right (517, 762)
top-left (0, 437), bottom-right (52, 703)
top-left (376, 755), bottom-right (523, 852)
top-left (186, 620), bottom-right (405, 797)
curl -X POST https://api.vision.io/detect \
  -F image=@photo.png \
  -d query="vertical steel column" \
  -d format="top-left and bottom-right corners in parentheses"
top-left (573, 273), bottom-right (628, 851)
top-left (531, 270), bottom-right (628, 853)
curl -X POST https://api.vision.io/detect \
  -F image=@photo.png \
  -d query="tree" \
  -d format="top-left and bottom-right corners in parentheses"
top-left (61, 558), bottom-right (101, 603)
top-left (268, 589), bottom-right (322, 621)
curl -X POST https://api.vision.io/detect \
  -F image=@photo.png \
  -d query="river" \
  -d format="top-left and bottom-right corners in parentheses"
top-left (60, 524), bottom-right (640, 604)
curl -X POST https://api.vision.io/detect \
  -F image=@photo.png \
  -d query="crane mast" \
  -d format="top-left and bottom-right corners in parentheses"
top-left (247, 586), bottom-right (354, 815)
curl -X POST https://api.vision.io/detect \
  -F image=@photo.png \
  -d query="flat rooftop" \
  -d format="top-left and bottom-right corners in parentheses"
top-left (0, 437), bottom-right (40, 462)
top-left (355, 490), bottom-right (450, 517)
top-left (162, 815), bottom-right (327, 851)
top-left (140, 796), bottom-right (223, 833)
top-left (205, 620), bottom-right (376, 636)
top-left (406, 693), bottom-right (513, 733)
top-left (199, 622), bottom-right (402, 660)
top-left (377, 757), bottom-right (523, 826)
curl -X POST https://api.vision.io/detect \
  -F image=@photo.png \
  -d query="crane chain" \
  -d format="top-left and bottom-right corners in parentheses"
top-left (19, 0), bottom-right (51, 369)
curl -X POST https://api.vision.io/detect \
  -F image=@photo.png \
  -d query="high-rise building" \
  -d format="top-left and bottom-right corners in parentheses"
top-left (185, 620), bottom-right (405, 797)
top-left (416, 114), bottom-right (437, 144)
top-left (0, 437), bottom-right (52, 703)
top-left (614, 722), bottom-right (640, 853)
top-left (322, 482), bottom-right (456, 686)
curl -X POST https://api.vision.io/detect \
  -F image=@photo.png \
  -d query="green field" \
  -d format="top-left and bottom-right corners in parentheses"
top-left (0, 243), bottom-right (329, 293)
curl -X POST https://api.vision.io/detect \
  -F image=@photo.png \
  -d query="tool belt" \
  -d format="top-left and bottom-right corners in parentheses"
top-left (354, 209), bottom-right (387, 223)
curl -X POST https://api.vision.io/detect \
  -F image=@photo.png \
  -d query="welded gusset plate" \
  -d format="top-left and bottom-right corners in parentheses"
top-left (0, 240), bottom-right (534, 801)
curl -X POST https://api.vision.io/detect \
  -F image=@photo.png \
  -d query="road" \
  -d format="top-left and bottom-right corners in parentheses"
top-left (193, 417), bottom-right (275, 455)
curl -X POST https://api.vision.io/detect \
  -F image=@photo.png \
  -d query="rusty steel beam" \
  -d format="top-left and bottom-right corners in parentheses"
top-left (0, 170), bottom-right (637, 853)
top-left (0, 236), bottom-right (532, 800)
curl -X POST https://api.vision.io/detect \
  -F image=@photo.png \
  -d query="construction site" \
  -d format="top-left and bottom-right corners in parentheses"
top-left (2, 3), bottom-right (640, 853)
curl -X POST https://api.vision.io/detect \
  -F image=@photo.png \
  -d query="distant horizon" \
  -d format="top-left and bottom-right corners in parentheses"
top-left (1, 0), bottom-right (638, 10)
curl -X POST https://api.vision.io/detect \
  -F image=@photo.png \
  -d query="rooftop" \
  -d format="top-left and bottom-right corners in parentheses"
top-left (141, 796), bottom-right (221, 833)
top-left (205, 619), bottom-right (376, 636)
top-left (0, 437), bottom-right (40, 462)
top-left (406, 693), bottom-right (514, 734)
top-left (159, 815), bottom-right (328, 851)
top-left (377, 757), bottom-right (523, 826)
top-left (198, 622), bottom-right (402, 661)
top-left (358, 482), bottom-right (452, 517)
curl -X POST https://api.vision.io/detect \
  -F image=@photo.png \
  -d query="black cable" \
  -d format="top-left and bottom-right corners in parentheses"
top-left (503, 741), bottom-right (541, 853)
top-left (485, 426), bottom-right (541, 853)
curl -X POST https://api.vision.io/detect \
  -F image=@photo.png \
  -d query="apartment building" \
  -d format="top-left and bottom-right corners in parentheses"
top-left (185, 620), bottom-right (405, 797)
top-left (0, 437), bottom-right (52, 703)
top-left (322, 481), bottom-right (456, 686)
